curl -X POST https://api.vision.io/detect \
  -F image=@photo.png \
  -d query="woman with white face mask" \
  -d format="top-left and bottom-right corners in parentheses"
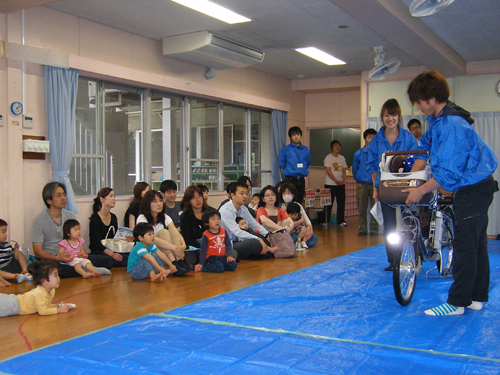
top-left (278, 183), bottom-right (318, 248)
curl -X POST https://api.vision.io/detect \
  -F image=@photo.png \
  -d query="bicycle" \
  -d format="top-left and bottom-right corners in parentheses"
top-left (378, 151), bottom-right (454, 306)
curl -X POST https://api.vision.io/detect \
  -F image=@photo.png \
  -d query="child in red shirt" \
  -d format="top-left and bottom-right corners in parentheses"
top-left (195, 210), bottom-right (237, 273)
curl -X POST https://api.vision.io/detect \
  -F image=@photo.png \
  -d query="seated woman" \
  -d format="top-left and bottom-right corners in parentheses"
top-left (137, 190), bottom-right (190, 275)
top-left (89, 187), bottom-right (131, 267)
top-left (278, 182), bottom-right (318, 248)
top-left (180, 185), bottom-right (210, 248)
top-left (256, 185), bottom-right (294, 235)
top-left (124, 182), bottom-right (151, 229)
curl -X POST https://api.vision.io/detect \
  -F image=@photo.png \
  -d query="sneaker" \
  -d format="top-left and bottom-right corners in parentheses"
top-left (320, 223), bottom-right (329, 227)
top-left (370, 232), bottom-right (379, 236)
top-left (358, 232), bottom-right (367, 236)
top-left (301, 241), bottom-right (308, 249)
top-left (23, 272), bottom-right (33, 281)
top-left (16, 274), bottom-right (27, 283)
top-left (339, 222), bottom-right (347, 227)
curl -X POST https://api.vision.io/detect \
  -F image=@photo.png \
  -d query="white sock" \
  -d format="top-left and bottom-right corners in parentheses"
top-left (424, 303), bottom-right (464, 316)
top-left (466, 301), bottom-right (483, 311)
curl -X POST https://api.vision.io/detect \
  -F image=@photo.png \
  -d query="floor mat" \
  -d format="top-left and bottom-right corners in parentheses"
top-left (1, 242), bottom-right (499, 374)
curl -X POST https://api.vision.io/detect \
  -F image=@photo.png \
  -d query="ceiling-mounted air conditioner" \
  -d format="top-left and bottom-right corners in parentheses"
top-left (162, 31), bottom-right (264, 70)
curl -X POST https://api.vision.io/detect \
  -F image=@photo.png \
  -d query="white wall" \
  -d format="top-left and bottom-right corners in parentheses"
top-left (367, 73), bottom-right (500, 118)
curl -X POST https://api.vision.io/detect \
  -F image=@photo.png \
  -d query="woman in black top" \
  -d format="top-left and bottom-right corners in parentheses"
top-left (180, 185), bottom-right (209, 248)
top-left (89, 187), bottom-right (129, 267)
top-left (123, 182), bottom-right (151, 229)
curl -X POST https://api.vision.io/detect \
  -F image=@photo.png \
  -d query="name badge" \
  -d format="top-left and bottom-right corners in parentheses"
top-left (297, 163), bottom-right (304, 168)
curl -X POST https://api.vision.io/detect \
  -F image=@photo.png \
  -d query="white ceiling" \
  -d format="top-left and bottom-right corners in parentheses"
top-left (3, 0), bottom-right (500, 80)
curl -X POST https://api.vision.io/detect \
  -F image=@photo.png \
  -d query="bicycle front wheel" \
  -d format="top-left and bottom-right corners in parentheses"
top-left (393, 232), bottom-right (418, 306)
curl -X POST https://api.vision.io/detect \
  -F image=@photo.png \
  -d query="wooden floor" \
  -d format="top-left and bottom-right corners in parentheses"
top-left (0, 217), bottom-right (383, 361)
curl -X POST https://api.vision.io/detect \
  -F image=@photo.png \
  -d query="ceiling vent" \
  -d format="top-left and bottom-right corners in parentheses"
top-left (163, 31), bottom-right (264, 70)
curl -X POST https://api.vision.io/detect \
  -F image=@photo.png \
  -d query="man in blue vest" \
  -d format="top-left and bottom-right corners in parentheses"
top-left (279, 126), bottom-right (311, 203)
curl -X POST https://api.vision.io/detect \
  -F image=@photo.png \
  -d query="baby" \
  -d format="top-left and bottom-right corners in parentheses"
top-left (235, 217), bottom-right (278, 251)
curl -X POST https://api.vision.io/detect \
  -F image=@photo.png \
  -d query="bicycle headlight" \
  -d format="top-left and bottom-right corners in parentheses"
top-left (387, 233), bottom-right (401, 245)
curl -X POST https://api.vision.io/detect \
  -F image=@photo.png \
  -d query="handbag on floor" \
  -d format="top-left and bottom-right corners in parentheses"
top-left (101, 227), bottom-right (134, 253)
top-left (268, 231), bottom-right (296, 258)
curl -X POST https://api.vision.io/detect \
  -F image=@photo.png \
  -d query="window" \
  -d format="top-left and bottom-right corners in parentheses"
top-left (71, 77), bottom-right (272, 196)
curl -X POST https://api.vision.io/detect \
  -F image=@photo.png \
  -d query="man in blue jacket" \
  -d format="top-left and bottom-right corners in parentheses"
top-left (352, 128), bottom-right (378, 236)
top-left (405, 70), bottom-right (499, 316)
top-left (279, 126), bottom-right (311, 203)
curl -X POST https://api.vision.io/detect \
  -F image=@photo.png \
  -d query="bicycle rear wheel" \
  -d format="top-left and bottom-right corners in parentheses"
top-left (393, 231), bottom-right (418, 306)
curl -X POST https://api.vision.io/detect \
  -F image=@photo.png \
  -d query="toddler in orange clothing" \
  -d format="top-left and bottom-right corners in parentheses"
top-left (195, 210), bottom-right (237, 273)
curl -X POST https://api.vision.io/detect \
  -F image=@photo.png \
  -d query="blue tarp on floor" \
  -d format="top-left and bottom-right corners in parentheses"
top-left (1, 242), bottom-right (499, 374)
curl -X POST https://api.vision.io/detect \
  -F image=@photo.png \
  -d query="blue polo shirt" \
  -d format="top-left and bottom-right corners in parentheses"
top-left (278, 143), bottom-right (311, 177)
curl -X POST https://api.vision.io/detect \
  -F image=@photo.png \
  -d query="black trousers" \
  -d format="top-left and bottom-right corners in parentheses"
top-left (381, 202), bottom-right (397, 265)
top-left (325, 184), bottom-right (346, 224)
top-left (284, 176), bottom-right (306, 204)
top-left (447, 176), bottom-right (498, 307)
top-left (233, 239), bottom-right (274, 260)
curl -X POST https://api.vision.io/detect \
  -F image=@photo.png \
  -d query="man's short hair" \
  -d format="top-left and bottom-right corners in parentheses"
top-left (133, 223), bottom-right (154, 241)
top-left (42, 182), bottom-right (66, 209)
top-left (363, 128), bottom-right (377, 139)
top-left (230, 181), bottom-right (248, 195)
top-left (407, 70), bottom-right (450, 105)
top-left (159, 180), bottom-right (177, 193)
top-left (330, 139), bottom-right (342, 149)
top-left (407, 119), bottom-right (422, 130)
top-left (288, 126), bottom-right (302, 138)
top-left (202, 209), bottom-right (220, 225)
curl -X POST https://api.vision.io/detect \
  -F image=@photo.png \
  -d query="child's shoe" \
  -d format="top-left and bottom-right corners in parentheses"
top-left (296, 241), bottom-right (305, 252)
top-left (16, 273), bottom-right (27, 284)
top-left (301, 241), bottom-right (308, 249)
top-left (23, 272), bottom-right (33, 281)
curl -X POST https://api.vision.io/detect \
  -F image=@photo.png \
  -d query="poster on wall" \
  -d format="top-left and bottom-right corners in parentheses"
top-left (304, 189), bottom-right (316, 208)
top-left (320, 189), bottom-right (331, 206)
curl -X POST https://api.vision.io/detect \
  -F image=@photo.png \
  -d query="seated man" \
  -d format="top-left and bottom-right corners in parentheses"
top-left (31, 182), bottom-right (114, 278)
top-left (219, 182), bottom-right (276, 260)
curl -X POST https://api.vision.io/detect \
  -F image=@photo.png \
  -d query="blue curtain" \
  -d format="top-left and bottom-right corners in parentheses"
top-left (271, 110), bottom-right (288, 186)
top-left (44, 66), bottom-right (79, 213)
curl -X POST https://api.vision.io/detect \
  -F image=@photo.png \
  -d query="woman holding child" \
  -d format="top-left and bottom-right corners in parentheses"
top-left (278, 183), bottom-right (318, 248)
top-left (137, 190), bottom-right (190, 275)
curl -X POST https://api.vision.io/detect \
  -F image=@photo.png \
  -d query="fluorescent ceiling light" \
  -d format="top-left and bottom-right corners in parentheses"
top-left (295, 47), bottom-right (346, 66)
top-left (171, 0), bottom-right (251, 24)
